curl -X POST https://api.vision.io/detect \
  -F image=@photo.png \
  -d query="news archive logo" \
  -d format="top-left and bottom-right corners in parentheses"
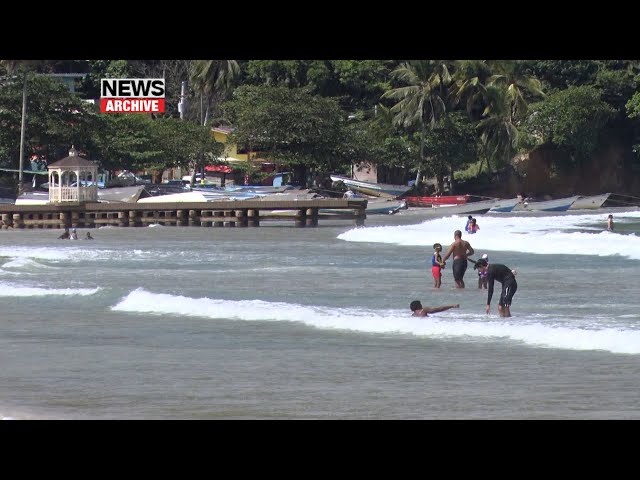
top-left (100, 78), bottom-right (165, 113)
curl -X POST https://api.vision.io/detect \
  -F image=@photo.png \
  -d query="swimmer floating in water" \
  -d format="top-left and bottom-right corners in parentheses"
top-left (409, 300), bottom-right (460, 317)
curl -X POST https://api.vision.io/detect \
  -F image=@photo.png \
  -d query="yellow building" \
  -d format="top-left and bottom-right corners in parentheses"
top-left (211, 126), bottom-right (268, 164)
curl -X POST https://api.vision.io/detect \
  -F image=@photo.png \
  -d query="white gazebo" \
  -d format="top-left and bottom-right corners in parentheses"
top-left (47, 146), bottom-right (98, 203)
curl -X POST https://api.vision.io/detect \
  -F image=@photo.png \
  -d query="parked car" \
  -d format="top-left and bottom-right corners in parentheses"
top-left (182, 173), bottom-right (206, 184)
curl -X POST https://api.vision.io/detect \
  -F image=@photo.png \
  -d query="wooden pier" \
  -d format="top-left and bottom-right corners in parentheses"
top-left (0, 199), bottom-right (368, 229)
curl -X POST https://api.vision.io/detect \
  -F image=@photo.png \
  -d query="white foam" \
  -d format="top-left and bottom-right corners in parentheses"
top-left (0, 282), bottom-right (100, 297)
top-left (339, 211), bottom-right (640, 259)
top-left (112, 288), bottom-right (640, 355)
top-left (0, 246), bottom-right (75, 262)
top-left (1, 257), bottom-right (55, 269)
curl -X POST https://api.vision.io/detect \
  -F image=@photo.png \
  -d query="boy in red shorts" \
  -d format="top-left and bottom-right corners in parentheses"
top-left (431, 243), bottom-right (446, 288)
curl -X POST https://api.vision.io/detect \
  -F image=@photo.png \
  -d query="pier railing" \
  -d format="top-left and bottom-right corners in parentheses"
top-left (49, 186), bottom-right (98, 202)
top-left (0, 199), bottom-right (368, 229)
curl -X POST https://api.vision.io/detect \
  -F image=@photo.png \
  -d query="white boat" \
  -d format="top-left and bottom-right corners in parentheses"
top-left (488, 197), bottom-right (522, 213)
top-left (333, 197), bottom-right (407, 215)
top-left (512, 195), bottom-right (579, 212)
top-left (414, 198), bottom-right (500, 216)
top-left (329, 174), bottom-right (412, 197)
top-left (137, 190), bottom-right (263, 203)
top-left (137, 191), bottom-right (210, 203)
top-left (568, 193), bottom-right (611, 210)
top-left (14, 191), bottom-right (49, 205)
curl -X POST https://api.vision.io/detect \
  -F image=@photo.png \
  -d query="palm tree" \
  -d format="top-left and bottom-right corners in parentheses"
top-left (476, 84), bottom-right (519, 174)
top-left (451, 60), bottom-right (492, 121)
top-left (486, 60), bottom-right (544, 123)
top-left (381, 60), bottom-right (452, 188)
top-left (189, 60), bottom-right (240, 126)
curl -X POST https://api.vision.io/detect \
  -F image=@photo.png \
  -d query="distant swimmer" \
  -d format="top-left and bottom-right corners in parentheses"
top-left (410, 300), bottom-right (460, 317)
top-left (442, 230), bottom-right (475, 288)
top-left (607, 214), bottom-right (614, 231)
top-left (69, 228), bottom-right (78, 240)
top-left (464, 215), bottom-right (473, 232)
top-left (85, 232), bottom-right (94, 240)
top-left (474, 258), bottom-right (518, 317)
top-left (58, 227), bottom-right (70, 240)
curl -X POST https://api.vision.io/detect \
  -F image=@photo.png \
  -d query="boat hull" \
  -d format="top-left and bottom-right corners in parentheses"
top-left (568, 193), bottom-right (611, 210)
top-left (512, 195), bottom-right (579, 212)
top-left (412, 198), bottom-right (499, 216)
top-left (329, 175), bottom-right (411, 197)
top-left (401, 195), bottom-right (469, 207)
top-left (488, 197), bottom-right (522, 213)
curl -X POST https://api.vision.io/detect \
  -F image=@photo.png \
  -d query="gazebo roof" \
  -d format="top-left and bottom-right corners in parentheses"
top-left (48, 145), bottom-right (97, 169)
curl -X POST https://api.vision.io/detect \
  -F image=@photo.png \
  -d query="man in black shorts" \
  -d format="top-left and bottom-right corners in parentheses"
top-left (473, 258), bottom-right (518, 317)
top-left (442, 230), bottom-right (475, 288)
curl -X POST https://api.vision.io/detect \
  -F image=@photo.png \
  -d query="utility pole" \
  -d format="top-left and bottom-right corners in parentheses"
top-left (178, 80), bottom-right (186, 120)
top-left (177, 80), bottom-right (194, 185)
top-left (18, 72), bottom-right (28, 194)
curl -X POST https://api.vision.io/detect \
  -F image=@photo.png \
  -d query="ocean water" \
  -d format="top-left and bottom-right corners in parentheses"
top-left (1, 207), bottom-right (639, 419)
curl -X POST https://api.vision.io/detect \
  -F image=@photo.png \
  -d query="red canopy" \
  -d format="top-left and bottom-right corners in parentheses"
top-left (205, 165), bottom-right (233, 173)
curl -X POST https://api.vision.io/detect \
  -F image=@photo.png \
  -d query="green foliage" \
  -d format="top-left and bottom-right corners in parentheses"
top-left (245, 61), bottom-right (311, 88)
top-left (525, 85), bottom-right (615, 163)
top-left (81, 60), bottom-right (134, 99)
top-left (626, 91), bottom-right (640, 119)
top-left (382, 60), bottom-right (451, 131)
top-left (519, 60), bottom-right (600, 91)
top-left (0, 74), bottom-right (95, 167)
top-left (223, 85), bottom-right (350, 171)
top-left (0, 71), bottom-right (223, 177)
top-left (2, 59), bottom-right (639, 191)
top-left (594, 68), bottom-right (637, 110)
top-left (476, 85), bottom-right (519, 171)
top-left (245, 60), bottom-right (395, 112)
top-left (423, 112), bottom-right (477, 176)
top-left (88, 114), bottom-right (223, 174)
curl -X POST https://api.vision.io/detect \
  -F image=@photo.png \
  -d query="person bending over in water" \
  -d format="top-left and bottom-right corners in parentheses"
top-left (442, 230), bottom-right (475, 288)
top-left (474, 258), bottom-right (518, 317)
top-left (410, 300), bottom-right (460, 317)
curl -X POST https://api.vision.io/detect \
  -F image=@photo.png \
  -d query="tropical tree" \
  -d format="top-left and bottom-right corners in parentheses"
top-left (189, 60), bottom-right (240, 126)
top-left (476, 84), bottom-right (519, 174)
top-left (451, 60), bottom-right (492, 120)
top-left (525, 85), bottom-right (615, 171)
top-left (486, 60), bottom-right (545, 123)
top-left (0, 60), bottom-right (46, 192)
top-left (381, 60), bottom-right (452, 188)
top-left (423, 112), bottom-right (477, 191)
top-left (223, 85), bottom-right (349, 182)
top-left (0, 71), bottom-right (95, 169)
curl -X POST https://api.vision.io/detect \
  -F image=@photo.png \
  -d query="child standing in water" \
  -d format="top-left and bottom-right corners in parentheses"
top-left (431, 243), bottom-right (446, 288)
top-left (607, 214), bottom-right (614, 231)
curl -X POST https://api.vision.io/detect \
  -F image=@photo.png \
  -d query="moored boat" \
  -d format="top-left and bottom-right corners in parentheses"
top-left (488, 197), bottom-right (522, 213)
top-left (512, 195), bottom-right (579, 212)
top-left (329, 174), bottom-right (412, 197)
top-left (568, 193), bottom-right (611, 210)
top-left (400, 194), bottom-right (469, 207)
top-left (412, 198), bottom-right (500, 216)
